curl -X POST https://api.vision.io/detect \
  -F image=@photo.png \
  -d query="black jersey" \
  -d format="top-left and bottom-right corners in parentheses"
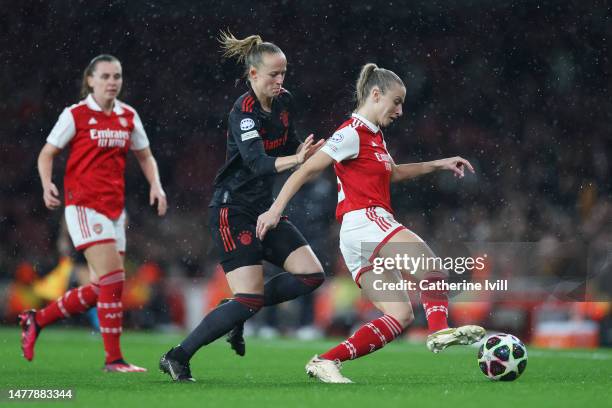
top-left (209, 87), bottom-right (301, 216)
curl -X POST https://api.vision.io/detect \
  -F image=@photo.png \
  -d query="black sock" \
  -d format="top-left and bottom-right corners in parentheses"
top-left (178, 293), bottom-right (264, 359)
top-left (263, 272), bottom-right (325, 306)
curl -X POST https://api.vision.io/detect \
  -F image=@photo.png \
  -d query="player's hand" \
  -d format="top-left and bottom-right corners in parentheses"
top-left (256, 210), bottom-right (281, 240)
top-left (435, 156), bottom-right (475, 178)
top-left (295, 134), bottom-right (314, 165)
top-left (150, 184), bottom-right (167, 216)
top-left (303, 135), bottom-right (325, 162)
top-left (43, 182), bottom-right (61, 210)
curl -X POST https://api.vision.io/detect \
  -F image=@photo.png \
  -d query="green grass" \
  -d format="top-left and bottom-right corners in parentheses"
top-left (1, 327), bottom-right (611, 408)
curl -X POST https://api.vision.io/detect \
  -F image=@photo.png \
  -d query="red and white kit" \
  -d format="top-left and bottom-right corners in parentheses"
top-left (46, 94), bottom-right (149, 251)
top-left (320, 113), bottom-right (408, 285)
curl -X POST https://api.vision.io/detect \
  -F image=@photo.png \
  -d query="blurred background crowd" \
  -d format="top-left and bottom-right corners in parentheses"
top-left (1, 1), bottom-right (610, 347)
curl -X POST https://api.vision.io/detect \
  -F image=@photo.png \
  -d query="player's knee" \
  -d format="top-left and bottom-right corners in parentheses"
top-left (233, 293), bottom-right (265, 314)
top-left (296, 272), bottom-right (325, 290)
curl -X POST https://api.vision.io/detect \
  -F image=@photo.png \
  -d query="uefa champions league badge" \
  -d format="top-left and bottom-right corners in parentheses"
top-left (240, 118), bottom-right (255, 131)
top-left (330, 132), bottom-right (344, 143)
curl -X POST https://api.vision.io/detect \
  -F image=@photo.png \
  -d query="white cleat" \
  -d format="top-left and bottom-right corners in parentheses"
top-left (305, 355), bottom-right (353, 384)
top-left (426, 325), bottom-right (486, 353)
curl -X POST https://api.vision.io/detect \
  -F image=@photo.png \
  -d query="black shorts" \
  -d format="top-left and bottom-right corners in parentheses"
top-left (208, 206), bottom-right (309, 272)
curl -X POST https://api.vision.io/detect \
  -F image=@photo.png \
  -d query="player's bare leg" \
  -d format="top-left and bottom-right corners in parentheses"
top-left (85, 243), bottom-right (145, 372)
top-left (379, 229), bottom-right (485, 352)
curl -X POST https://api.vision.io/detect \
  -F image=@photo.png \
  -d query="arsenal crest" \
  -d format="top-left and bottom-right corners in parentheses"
top-left (118, 117), bottom-right (128, 127)
top-left (93, 223), bottom-right (103, 235)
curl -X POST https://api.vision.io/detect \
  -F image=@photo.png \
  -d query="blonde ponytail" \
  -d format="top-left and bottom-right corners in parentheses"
top-left (218, 30), bottom-right (283, 79)
top-left (219, 30), bottom-right (263, 64)
top-left (355, 63), bottom-right (404, 108)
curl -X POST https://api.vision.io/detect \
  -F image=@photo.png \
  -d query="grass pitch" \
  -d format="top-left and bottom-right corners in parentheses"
top-left (1, 327), bottom-right (611, 408)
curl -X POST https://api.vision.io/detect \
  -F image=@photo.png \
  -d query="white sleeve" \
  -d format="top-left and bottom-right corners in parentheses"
top-left (320, 126), bottom-right (360, 162)
top-left (130, 110), bottom-right (150, 151)
top-left (46, 108), bottom-right (76, 148)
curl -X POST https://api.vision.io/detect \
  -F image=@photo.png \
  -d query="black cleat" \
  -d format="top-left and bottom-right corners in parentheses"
top-left (159, 349), bottom-right (195, 382)
top-left (226, 323), bottom-right (246, 357)
top-left (218, 298), bottom-right (246, 357)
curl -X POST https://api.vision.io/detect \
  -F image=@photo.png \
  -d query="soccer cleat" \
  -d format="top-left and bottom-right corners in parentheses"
top-left (426, 325), bottom-right (486, 353)
top-left (159, 350), bottom-right (195, 382)
top-left (226, 324), bottom-right (246, 356)
top-left (218, 298), bottom-right (246, 356)
top-left (305, 355), bottom-right (353, 384)
top-left (18, 309), bottom-right (40, 362)
top-left (103, 359), bottom-right (147, 373)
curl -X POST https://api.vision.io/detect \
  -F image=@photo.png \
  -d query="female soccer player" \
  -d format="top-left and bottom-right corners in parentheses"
top-left (256, 63), bottom-right (486, 383)
top-left (159, 32), bottom-right (325, 382)
top-left (20, 54), bottom-right (167, 373)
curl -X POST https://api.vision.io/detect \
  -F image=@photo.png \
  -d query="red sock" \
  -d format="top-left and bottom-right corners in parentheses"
top-left (421, 272), bottom-right (449, 333)
top-left (320, 315), bottom-right (403, 362)
top-left (35, 283), bottom-right (99, 328)
top-left (97, 270), bottom-right (125, 363)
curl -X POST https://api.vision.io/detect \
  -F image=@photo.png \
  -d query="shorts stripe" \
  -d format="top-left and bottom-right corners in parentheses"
top-left (364, 207), bottom-right (376, 229)
top-left (224, 208), bottom-right (237, 250)
top-left (366, 207), bottom-right (389, 232)
top-left (219, 208), bottom-right (236, 252)
top-left (76, 207), bottom-right (84, 238)
top-left (218, 208), bottom-right (229, 252)
top-left (77, 207), bottom-right (88, 238)
top-left (373, 208), bottom-right (392, 230)
top-left (80, 207), bottom-right (92, 238)
top-left (222, 208), bottom-right (234, 252)
top-left (219, 213), bottom-right (230, 252)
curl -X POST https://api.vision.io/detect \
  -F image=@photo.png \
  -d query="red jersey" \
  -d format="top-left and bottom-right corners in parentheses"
top-left (320, 113), bottom-right (394, 221)
top-left (46, 94), bottom-right (150, 220)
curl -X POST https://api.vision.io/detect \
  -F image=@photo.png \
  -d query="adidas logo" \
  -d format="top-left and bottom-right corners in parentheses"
top-left (371, 141), bottom-right (378, 147)
top-left (88, 117), bottom-right (98, 125)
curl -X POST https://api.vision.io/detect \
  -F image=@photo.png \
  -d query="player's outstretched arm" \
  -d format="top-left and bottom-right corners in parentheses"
top-left (391, 156), bottom-right (475, 182)
top-left (38, 143), bottom-right (62, 210)
top-left (133, 147), bottom-right (168, 216)
top-left (256, 150), bottom-right (334, 239)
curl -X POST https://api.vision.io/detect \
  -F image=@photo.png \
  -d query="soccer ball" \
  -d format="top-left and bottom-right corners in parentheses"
top-left (477, 333), bottom-right (528, 381)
